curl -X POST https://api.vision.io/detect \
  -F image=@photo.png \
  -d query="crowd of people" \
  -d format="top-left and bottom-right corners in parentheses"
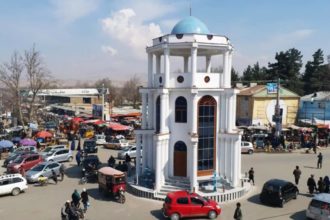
top-left (61, 189), bottom-right (90, 220)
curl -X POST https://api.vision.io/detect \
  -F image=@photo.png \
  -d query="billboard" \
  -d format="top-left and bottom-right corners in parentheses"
top-left (92, 104), bottom-right (103, 118)
top-left (266, 83), bottom-right (278, 94)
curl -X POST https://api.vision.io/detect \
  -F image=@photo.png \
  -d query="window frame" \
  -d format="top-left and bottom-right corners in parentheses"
top-left (175, 96), bottom-right (187, 123)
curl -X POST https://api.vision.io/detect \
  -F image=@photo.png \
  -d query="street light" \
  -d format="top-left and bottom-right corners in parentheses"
top-left (97, 84), bottom-right (107, 121)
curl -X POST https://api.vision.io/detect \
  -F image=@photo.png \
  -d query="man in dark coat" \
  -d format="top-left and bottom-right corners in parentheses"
top-left (317, 152), bottom-right (323, 169)
top-left (293, 166), bottom-right (302, 185)
top-left (248, 167), bottom-right (255, 185)
top-left (75, 151), bottom-right (81, 166)
top-left (233, 202), bottom-right (242, 220)
top-left (80, 188), bottom-right (89, 213)
top-left (307, 175), bottom-right (317, 194)
top-left (318, 177), bottom-right (325, 193)
top-left (71, 189), bottom-right (81, 207)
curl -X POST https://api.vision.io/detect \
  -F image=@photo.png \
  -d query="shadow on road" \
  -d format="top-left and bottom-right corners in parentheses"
top-left (289, 210), bottom-right (306, 219)
top-left (65, 164), bottom-right (82, 179)
top-left (247, 194), bottom-right (262, 205)
top-left (303, 166), bottom-right (316, 169)
top-left (87, 188), bottom-right (111, 201)
top-left (150, 210), bottom-right (165, 220)
top-left (298, 192), bottom-right (314, 198)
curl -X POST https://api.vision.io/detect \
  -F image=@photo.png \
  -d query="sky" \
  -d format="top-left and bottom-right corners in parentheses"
top-left (1, 0), bottom-right (330, 85)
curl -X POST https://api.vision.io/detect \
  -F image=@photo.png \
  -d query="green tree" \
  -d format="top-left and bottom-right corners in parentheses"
top-left (267, 48), bottom-right (303, 95)
top-left (231, 67), bottom-right (240, 86)
top-left (241, 62), bottom-right (267, 83)
top-left (94, 78), bottom-right (119, 106)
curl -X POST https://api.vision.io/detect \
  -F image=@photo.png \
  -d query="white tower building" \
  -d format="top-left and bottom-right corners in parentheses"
top-left (135, 16), bottom-right (241, 193)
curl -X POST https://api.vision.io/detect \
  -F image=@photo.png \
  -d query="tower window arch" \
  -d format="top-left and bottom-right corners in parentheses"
top-left (197, 95), bottom-right (217, 175)
top-left (175, 96), bottom-right (187, 123)
top-left (156, 96), bottom-right (160, 133)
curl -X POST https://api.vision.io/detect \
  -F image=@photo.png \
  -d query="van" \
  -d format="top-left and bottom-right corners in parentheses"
top-left (306, 193), bottom-right (330, 219)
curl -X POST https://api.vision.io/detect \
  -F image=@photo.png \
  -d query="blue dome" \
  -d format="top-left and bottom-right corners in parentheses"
top-left (171, 16), bottom-right (210, 35)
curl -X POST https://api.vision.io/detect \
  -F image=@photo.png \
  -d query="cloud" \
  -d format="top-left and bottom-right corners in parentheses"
top-left (101, 8), bottom-right (162, 59)
top-left (101, 45), bottom-right (117, 56)
top-left (51, 0), bottom-right (100, 23)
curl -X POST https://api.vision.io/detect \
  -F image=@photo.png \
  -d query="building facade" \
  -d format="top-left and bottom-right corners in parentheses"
top-left (135, 16), bottom-right (242, 193)
top-left (236, 85), bottom-right (300, 126)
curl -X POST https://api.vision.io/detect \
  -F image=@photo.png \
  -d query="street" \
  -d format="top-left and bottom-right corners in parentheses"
top-left (0, 147), bottom-right (329, 220)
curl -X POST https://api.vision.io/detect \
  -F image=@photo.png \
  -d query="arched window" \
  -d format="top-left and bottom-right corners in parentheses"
top-left (156, 96), bottom-right (160, 133)
top-left (174, 141), bottom-right (187, 151)
top-left (197, 95), bottom-right (217, 175)
top-left (175, 96), bottom-right (187, 123)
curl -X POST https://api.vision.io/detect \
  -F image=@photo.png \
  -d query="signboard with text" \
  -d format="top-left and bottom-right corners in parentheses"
top-left (266, 83), bottom-right (278, 94)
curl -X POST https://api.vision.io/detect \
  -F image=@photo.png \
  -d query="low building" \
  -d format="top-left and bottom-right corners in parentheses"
top-left (298, 91), bottom-right (330, 125)
top-left (236, 85), bottom-right (300, 126)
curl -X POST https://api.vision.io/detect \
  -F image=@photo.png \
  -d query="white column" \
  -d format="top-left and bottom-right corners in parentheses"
top-left (184, 56), bottom-right (189, 73)
top-left (156, 54), bottom-right (161, 74)
top-left (147, 135), bottom-right (153, 169)
top-left (148, 53), bottom-right (153, 87)
top-left (142, 92), bottom-right (147, 129)
top-left (228, 51), bottom-right (233, 86)
top-left (164, 47), bottom-right (170, 88)
top-left (160, 92), bottom-right (169, 133)
top-left (206, 55), bottom-right (211, 73)
top-left (147, 91), bottom-right (154, 129)
top-left (223, 51), bottom-right (230, 88)
top-left (190, 142), bottom-right (198, 192)
top-left (142, 134), bottom-right (148, 171)
top-left (191, 44), bottom-right (198, 87)
top-left (191, 94), bottom-right (198, 135)
top-left (232, 139), bottom-right (239, 186)
top-left (136, 134), bottom-right (141, 181)
top-left (155, 139), bottom-right (161, 191)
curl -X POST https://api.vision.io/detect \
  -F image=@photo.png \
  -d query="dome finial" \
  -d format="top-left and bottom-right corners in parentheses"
top-left (189, 2), bottom-right (192, 16)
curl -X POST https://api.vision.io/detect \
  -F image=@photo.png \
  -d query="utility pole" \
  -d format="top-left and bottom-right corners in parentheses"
top-left (102, 83), bottom-right (105, 121)
top-left (275, 78), bottom-right (282, 137)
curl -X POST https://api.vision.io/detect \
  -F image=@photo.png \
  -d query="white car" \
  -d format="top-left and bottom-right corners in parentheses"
top-left (117, 145), bottom-right (141, 159)
top-left (95, 134), bottom-right (106, 145)
top-left (306, 193), bottom-right (330, 219)
top-left (241, 141), bottom-right (254, 154)
top-left (0, 174), bottom-right (28, 196)
top-left (40, 145), bottom-right (66, 157)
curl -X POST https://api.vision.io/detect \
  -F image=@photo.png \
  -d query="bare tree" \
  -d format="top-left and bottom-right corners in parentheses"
top-left (121, 74), bottom-right (142, 109)
top-left (24, 46), bottom-right (53, 122)
top-left (0, 52), bottom-right (25, 127)
top-left (94, 78), bottom-right (120, 106)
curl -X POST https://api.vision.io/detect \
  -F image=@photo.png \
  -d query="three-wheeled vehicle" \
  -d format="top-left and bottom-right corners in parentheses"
top-left (98, 167), bottom-right (126, 203)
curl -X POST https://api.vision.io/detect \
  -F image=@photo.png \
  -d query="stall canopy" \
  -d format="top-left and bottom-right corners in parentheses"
top-left (20, 138), bottom-right (37, 146)
top-left (35, 131), bottom-right (53, 139)
top-left (0, 140), bottom-right (14, 148)
top-left (72, 117), bottom-right (84, 124)
top-left (81, 119), bottom-right (100, 124)
top-left (107, 122), bottom-right (132, 131)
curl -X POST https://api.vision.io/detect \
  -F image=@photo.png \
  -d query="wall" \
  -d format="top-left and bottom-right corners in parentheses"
top-left (298, 100), bottom-right (330, 121)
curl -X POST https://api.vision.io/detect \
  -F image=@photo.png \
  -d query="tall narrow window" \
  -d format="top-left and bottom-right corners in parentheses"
top-left (156, 96), bottom-right (160, 133)
top-left (197, 95), bottom-right (217, 175)
top-left (175, 96), bottom-right (187, 123)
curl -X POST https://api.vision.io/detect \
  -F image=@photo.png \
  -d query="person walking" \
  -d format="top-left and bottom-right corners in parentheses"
top-left (51, 169), bottom-right (58, 184)
top-left (60, 164), bottom-right (65, 181)
top-left (80, 188), bottom-right (89, 213)
top-left (307, 174), bottom-right (317, 194)
top-left (61, 200), bottom-right (71, 220)
top-left (324, 176), bottom-right (330, 193)
top-left (233, 202), bottom-right (242, 220)
top-left (75, 150), bottom-right (81, 166)
top-left (318, 177), bottom-right (325, 193)
top-left (293, 166), bottom-right (302, 185)
top-left (317, 152), bottom-right (323, 169)
top-left (71, 189), bottom-right (81, 208)
top-left (248, 167), bottom-right (255, 185)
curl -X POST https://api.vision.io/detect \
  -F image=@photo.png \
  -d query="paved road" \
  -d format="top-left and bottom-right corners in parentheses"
top-left (0, 147), bottom-right (329, 220)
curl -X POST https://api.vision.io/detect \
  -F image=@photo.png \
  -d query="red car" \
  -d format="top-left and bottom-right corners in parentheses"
top-left (162, 191), bottom-right (221, 220)
top-left (7, 154), bottom-right (43, 174)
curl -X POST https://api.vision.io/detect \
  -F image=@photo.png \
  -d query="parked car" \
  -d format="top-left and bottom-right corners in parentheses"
top-left (7, 154), bottom-right (43, 173)
top-left (26, 161), bottom-right (61, 183)
top-left (44, 121), bottom-right (57, 130)
top-left (3, 151), bottom-right (30, 167)
top-left (43, 148), bottom-right (73, 163)
top-left (162, 191), bottom-right (221, 220)
top-left (83, 139), bottom-right (98, 153)
top-left (40, 145), bottom-right (66, 157)
top-left (241, 141), bottom-right (254, 154)
top-left (260, 179), bottom-right (298, 207)
top-left (95, 134), bottom-right (106, 145)
top-left (306, 193), bottom-right (330, 219)
top-left (10, 146), bottom-right (37, 156)
top-left (0, 174), bottom-right (28, 196)
top-left (117, 145), bottom-right (141, 159)
top-left (104, 139), bottom-right (129, 150)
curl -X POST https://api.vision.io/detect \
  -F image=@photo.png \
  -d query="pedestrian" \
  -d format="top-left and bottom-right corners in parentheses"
top-left (233, 202), bottom-right (242, 220)
top-left (293, 166), bottom-right (302, 185)
top-left (248, 167), bottom-right (255, 185)
top-left (60, 164), bottom-right (65, 181)
top-left (108, 155), bottom-right (116, 167)
top-left (71, 189), bottom-right (81, 208)
top-left (76, 150), bottom-right (81, 166)
top-left (80, 188), bottom-right (89, 213)
top-left (313, 142), bottom-right (317, 154)
top-left (51, 169), bottom-right (58, 184)
top-left (318, 177), bottom-right (325, 193)
top-left (324, 176), bottom-right (330, 193)
top-left (61, 200), bottom-right (71, 220)
top-left (317, 152), bottom-right (323, 169)
top-left (307, 174), bottom-right (317, 194)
